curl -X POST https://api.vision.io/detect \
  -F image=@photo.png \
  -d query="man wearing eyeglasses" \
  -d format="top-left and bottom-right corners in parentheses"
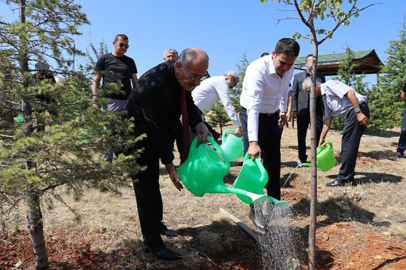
top-left (91, 34), bottom-right (138, 162)
top-left (126, 48), bottom-right (211, 261)
top-left (192, 71), bottom-right (242, 141)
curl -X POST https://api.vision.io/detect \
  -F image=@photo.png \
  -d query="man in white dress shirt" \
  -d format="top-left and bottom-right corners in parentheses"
top-left (302, 77), bottom-right (370, 187)
top-left (192, 71), bottom-right (242, 141)
top-left (239, 38), bottom-right (300, 229)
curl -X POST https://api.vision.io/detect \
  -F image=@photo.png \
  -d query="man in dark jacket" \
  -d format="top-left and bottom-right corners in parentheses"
top-left (126, 48), bottom-right (211, 261)
top-left (292, 54), bottom-right (326, 164)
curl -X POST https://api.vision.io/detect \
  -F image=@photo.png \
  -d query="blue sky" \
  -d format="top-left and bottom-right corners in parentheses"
top-left (2, 0), bottom-right (405, 85)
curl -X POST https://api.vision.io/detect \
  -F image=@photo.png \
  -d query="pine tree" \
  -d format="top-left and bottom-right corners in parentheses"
top-left (0, 1), bottom-right (140, 268)
top-left (368, 19), bottom-right (406, 130)
top-left (230, 51), bottom-right (250, 112)
top-left (207, 103), bottom-right (230, 135)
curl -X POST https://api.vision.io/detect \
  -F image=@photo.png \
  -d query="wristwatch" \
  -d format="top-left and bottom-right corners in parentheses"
top-left (354, 107), bottom-right (361, 113)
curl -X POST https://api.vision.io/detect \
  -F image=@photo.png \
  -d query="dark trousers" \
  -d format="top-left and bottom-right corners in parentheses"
top-left (396, 107), bottom-right (406, 154)
top-left (132, 144), bottom-right (164, 249)
top-left (240, 107), bottom-right (281, 200)
top-left (296, 109), bottom-right (323, 162)
top-left (337, 102), bottom-right (370, 182)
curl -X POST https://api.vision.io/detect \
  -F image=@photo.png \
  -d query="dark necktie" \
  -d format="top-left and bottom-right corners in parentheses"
top-left (180, 89), bottom-right (191, 163)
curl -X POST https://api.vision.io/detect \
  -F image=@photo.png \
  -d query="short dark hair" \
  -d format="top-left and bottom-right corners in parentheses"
top-left (114, 34), bottom-right (129, 42)
top-left (306, 54), bottom-right (313, 60)
top-left (274, 38), bottom-right (300, 57)
top-left (261, 52), bottom-right (270, 57)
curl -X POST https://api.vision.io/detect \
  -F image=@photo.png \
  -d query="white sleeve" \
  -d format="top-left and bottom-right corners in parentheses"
top-left (217, 84), bottom-right (241, 127)
top-left (242, 66), bottom-right (264, 142)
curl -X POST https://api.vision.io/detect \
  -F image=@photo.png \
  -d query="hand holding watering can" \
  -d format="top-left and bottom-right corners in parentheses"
top-left (167, 122), bottom-right (212, 191)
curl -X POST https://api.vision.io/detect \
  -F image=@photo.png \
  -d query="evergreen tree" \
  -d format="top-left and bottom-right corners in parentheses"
top-left (230, 51), bottom-right (250, 112)
top-left (0, 1), bottom-right (140, 268)
top-left (207, 103), bottom-right (230, 135)
top-left (368, 19), bottom-right (406, 130)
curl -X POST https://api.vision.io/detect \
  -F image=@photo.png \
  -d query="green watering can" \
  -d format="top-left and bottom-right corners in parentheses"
top-left (221, 128), bottom-right (244, 161)
top-left (302, 141), bottom-right (337, 172)
top-left (234, 154), bottom-right (288, 207)
top-left (178, 136), bottom-right (275, 204)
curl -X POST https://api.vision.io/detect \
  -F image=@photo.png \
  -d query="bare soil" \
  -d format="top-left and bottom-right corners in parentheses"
top-left (1, 126), bottom-right (406, 269)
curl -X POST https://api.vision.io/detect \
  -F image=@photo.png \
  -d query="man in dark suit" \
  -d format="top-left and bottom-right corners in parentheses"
top-left (292, 54), bottom-right (326, 164)
top-left (126, 48), bottom-right (211, 261)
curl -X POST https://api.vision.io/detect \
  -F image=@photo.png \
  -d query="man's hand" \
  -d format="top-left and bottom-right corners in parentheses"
top-left (356, 112), bottom-right (369, 127)
top-left (235, 126), bottom-right (243, 137)
top-left (165, 163), bottom-right (183, 191)
top-left (195, 122), bottom-right (212, 142)
top-left (247, 141), bottom-right (261, 161)
top-left (278, 112), bottom-right (287, 127)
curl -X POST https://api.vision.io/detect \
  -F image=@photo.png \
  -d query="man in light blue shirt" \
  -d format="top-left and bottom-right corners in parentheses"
top-left (303, 77), bottom-right (370, 187)
top-left (240, 38), bottom-right (300, 229)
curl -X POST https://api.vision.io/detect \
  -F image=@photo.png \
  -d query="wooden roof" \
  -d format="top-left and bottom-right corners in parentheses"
top-left (294, 49), bottom-right (384, 76)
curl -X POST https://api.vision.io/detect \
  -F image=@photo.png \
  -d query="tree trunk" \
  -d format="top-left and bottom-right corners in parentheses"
top-left (308, 40), bottom-right (319, 270)
top-left (27, 189), bottom-right (49, 270)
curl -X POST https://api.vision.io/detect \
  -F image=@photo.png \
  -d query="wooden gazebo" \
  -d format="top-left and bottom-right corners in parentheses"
top-left (294, 49), bottom-right (384, 76)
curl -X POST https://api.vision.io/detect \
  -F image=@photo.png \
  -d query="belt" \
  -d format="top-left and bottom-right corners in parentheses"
top-left (260, 111), bottom-right (277, 116)
top-left (241, 106), bottom-right (278, 117)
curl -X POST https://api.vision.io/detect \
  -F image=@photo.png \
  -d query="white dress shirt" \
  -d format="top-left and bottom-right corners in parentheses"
top-left (240, 55), bottom-right (293, 141)
top-left (321, 80), bottom-right (368, 118)
top-left (192, 76), bottom-right (241, 127)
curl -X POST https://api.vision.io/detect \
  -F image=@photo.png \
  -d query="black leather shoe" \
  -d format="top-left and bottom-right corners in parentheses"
top-left (326, 180), bottom-right (357, 187)
top-left (142, 242), bottom-right (182, 261)
top-left (249, 208), bottom-right (266, 231)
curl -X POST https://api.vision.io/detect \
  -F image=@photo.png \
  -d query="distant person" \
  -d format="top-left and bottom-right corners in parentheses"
top-left (91, 34), bottom-right (138, 162)
top-left (281, 83), bottom-right (293, 132)
top-left (126, 48), bottom-right (211, 261)
top-left (396, 81), bottom-right (406, 158)
top-left (192, 71), bottom-right (242, 141)
top-left (261, 52), bottom-right (270, 57)
top-left (240, 38), bottom-right (300, 229)
top-left (163, 48), bottom-right (178, 62)
top-left (292, 54), bottom-right (326, 165)
top-left (303, 77), bottom-right (370, 187)
top-left (31, 62), bottom-right (57, 132)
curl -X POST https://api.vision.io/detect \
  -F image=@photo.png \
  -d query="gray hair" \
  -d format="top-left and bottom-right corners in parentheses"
top-left (163, 48), bottom-right (178, 58)
top-left (302, 76), bottom-right (322, 90)
top-left (177, 48), bottom-right (209, 66)
top-left (224, 71), bottom-right (240, 84)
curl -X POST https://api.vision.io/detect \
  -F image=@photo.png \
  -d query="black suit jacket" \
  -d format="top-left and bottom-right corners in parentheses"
top-left (126, 61), bottom-right (202, 164)
top-left (292, 71), bottom-right (326, 117)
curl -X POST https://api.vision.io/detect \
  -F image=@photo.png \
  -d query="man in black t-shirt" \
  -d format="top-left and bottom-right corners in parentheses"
top-left (91, 34), bottom-right (138, 162)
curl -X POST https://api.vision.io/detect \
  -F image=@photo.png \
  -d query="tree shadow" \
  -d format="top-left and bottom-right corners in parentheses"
top-left (325, 171), bottom-right (403, 184)
top-left (291, 196), bottom-right (377, 225)
top-left (365, 129), bottom-right (401, 138)
top-left (359, 149), bottom-right (400, 161)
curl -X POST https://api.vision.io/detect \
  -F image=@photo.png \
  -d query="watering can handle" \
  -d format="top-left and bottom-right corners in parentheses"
top-left (188, 136), bottom-right (199, 158)
top-left (317, 141), bottom-right (333, 154)
top-left (222, 128), bottom-right (236, 143)
top-left (207, 136), bottom-right (230, 165)
top-left (243, 153), bottom-right (269, 180)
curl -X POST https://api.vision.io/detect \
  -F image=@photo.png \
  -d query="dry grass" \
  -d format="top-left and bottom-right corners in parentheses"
top-left (3, 125), bottom-right (406, 269)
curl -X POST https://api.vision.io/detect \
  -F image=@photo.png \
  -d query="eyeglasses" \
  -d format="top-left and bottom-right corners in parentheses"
top-left (184, 67), bottom-right (206, 81)
top-left (118, 43), bottom-right (129, 49)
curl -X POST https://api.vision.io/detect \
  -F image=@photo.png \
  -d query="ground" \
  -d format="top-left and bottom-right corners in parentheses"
top-left (1, 126), bottom-right (406, 269)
